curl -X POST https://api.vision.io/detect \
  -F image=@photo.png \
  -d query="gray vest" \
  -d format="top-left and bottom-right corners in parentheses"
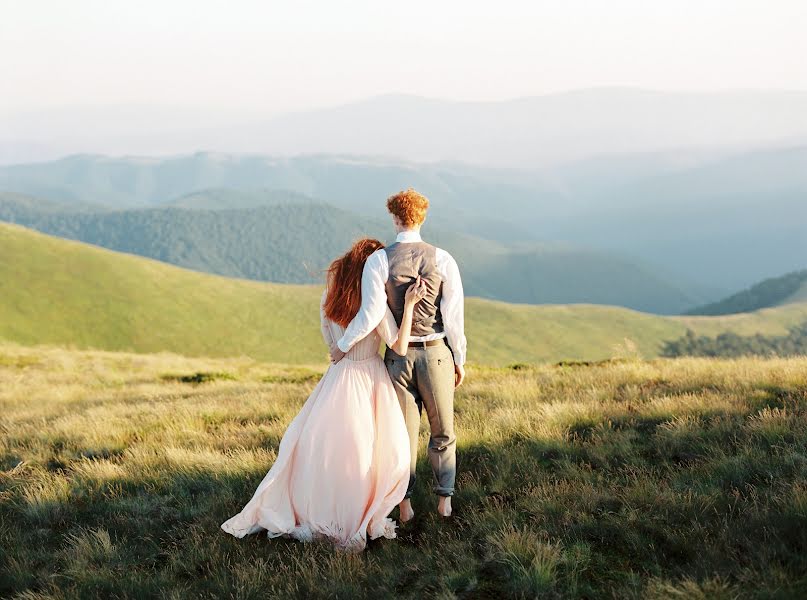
top-left (384, 241), bottom-right (444, 337)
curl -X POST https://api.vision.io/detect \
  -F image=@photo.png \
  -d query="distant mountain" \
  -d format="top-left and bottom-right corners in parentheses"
top-left (3, 144), bottom-right (805, 292)
top-left (5, 89), bottom-right (807, 166)
top-left (165, 188), bottom-right (317, 210)
top-left (4, 222), bottom-right (807, 364)
top-left (0, 191), bottom-right (107, 214)
top-left (685, 269), bottom-right (807, 316)
top-left (545, 145), bottom-right (807, 290)
top-left (0, 194), bottom-right (706, 313)
top-left (0, 153), bottom-right (554, 244)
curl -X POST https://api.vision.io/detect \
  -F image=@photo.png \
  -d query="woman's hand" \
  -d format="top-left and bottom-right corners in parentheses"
top-left (404, 276), bottom-right (427, 307)
top-left (391, 277), bottom-right (428, 356)
top-left (329, 344), bottom-right (346, 364)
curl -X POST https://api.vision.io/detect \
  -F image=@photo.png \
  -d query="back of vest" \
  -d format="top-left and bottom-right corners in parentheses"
top-left (384, 242), bottom-right (444, 337)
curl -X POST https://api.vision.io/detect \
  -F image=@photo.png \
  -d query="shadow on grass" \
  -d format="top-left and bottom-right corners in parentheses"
top-left (3, 389), bottom-right (807, 599)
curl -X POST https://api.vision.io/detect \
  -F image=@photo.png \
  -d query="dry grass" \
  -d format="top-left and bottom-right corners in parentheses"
top-left (1, 343), bottom-right (806, 598)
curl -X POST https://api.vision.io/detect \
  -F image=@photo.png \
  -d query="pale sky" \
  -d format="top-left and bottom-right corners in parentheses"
top-left (2, 0), bottom-right (807, 116)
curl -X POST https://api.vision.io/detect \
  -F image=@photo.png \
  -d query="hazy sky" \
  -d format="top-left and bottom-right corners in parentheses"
top-left (2, 0), bottom-right (807, 116)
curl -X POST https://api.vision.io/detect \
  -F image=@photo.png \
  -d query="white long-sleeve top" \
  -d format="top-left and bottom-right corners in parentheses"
top-left (335, 230), bottom-right (467, 366)
top-left (320, 290), bottom-right (399, 361)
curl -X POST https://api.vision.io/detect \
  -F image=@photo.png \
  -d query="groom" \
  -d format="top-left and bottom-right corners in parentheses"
top-left (331, 188), bottom-right (467, 519)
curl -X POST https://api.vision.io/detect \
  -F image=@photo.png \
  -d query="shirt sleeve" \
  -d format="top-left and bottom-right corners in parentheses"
top-left (336, 249), bottom-right (389, 352)
top-left (375, 305), bottom-right (399, 348)
top-left (437, 248), bottom-right (467, 366)
top-left (319, 289), bottom-right (336, 348)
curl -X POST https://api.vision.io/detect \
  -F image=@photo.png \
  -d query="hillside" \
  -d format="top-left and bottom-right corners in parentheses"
top-left (0, 199), bottom-right (387, 283)
top-left (3, 222), bottom-right (807, 365)
top-left (685, 269), bottom-right (807, 315)
top-left (164, 187), bottom-right (316, 209)
top-left (0, 221), bottom-right (324, 364)
top-left (0, 196), bottom-right (705, 313)
top-left (0, 190), bottom-right (106, 214)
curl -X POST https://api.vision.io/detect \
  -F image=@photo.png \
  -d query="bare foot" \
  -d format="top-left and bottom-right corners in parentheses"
top-left (399, 499), bottom-right (414, 523)
top-left (437, 496), bottom-right (452, 517)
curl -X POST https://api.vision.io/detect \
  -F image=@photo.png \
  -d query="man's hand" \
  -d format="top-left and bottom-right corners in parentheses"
top-left (330, 345), bottom-right (346, 364)
top-left (454, 363), bottom-right (465, 388)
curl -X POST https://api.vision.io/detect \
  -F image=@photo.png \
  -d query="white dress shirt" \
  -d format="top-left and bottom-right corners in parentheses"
top-left (336, 230), bottom-right (467, 366)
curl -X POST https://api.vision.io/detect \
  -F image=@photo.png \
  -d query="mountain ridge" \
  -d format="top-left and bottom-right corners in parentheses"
top-left (685, 269), bottom-right (807, 316)
top-left (2, 145), bottom-right (805, 292)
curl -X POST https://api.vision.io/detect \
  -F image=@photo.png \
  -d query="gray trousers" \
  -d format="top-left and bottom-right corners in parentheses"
top-left (384, 340), bottom-right (456, 498)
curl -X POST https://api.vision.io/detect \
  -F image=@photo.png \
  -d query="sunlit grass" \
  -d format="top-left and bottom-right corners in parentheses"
top-left (1, 343), bottom-right (806, 598)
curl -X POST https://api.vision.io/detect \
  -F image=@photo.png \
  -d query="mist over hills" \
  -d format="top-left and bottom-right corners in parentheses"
top-left (5, 89), bottom-right (807, 167)
top-left (0, 153), bottom-right (554, 246)
top-left (2, 140), bottom-right (805, 292)
top-left (216, 90), bottom-right (807, 167)
top-left (548, 145), bottom-right (807, 289)
top-left (2, 88), bottom-right (805, 305)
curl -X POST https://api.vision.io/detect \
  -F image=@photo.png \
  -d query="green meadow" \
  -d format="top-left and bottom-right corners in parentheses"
top-left (4, 221), bottom-right (807, 366)
top-left (1, 343), bottom-right (806, 598)
top-left (2, 220), bottom-right (807, 598)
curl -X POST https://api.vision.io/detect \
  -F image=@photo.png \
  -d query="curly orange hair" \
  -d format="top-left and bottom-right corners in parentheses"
top-left (323, 238), bottom-right (385, 328)
top-left (386, 188), bottom-right (429, 228)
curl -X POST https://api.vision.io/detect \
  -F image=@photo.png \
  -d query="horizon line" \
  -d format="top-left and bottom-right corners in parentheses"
top-left (5, 85), bottom-right (807, 116)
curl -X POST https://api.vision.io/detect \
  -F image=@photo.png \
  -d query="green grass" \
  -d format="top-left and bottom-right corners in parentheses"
top-left (4, 221), bottom-right (807, 366)
top-left (1, 343), bottom-right (806, 598)
top-left (0, 221), bottom-right (326, 364)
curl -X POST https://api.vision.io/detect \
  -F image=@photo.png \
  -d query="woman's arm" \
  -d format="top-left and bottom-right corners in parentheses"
top-left (390, 277), bottom-right (426, 355)
top-left (376, 305), bottom-right (400, 348)
top-left (320, 290), bottom-right (337, 350)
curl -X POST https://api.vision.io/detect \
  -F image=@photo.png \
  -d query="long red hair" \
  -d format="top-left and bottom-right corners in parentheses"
top-left (323, 238), bottom-right (385, 328)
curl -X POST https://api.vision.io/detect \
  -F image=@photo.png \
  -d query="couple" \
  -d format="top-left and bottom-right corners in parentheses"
top-left (220, 189), bottom-right (467, 551)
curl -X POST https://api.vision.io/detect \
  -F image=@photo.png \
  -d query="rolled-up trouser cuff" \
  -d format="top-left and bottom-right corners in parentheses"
top-left (434, 487), bottom-right (454, 497)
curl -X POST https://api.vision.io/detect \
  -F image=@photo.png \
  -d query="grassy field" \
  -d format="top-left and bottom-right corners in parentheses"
top-left (1, 342), bottom-right (806, 598)
top-left (4, 222), bottom-right (807, 367)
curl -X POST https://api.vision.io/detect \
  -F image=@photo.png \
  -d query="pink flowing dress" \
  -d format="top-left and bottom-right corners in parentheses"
top-left (220, 295), bottom-right (410, 551)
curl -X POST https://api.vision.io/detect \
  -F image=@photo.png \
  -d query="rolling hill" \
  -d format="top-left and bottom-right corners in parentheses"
top-left (3, 222), bottom-right (807, 365)
top-left (685, 269), bottom-right (807, 315)
top-left (0, 194), bottom-right (706, 313)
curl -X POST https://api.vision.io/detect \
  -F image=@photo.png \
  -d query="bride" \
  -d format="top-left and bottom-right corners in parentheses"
top-left (220, 238), bottom-right (426, 551)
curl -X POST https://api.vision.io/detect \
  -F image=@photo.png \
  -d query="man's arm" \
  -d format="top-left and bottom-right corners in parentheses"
top-left (438, 249), bottom-right (467, 368)
top-left (335, 249), bottom-right (389, 354)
